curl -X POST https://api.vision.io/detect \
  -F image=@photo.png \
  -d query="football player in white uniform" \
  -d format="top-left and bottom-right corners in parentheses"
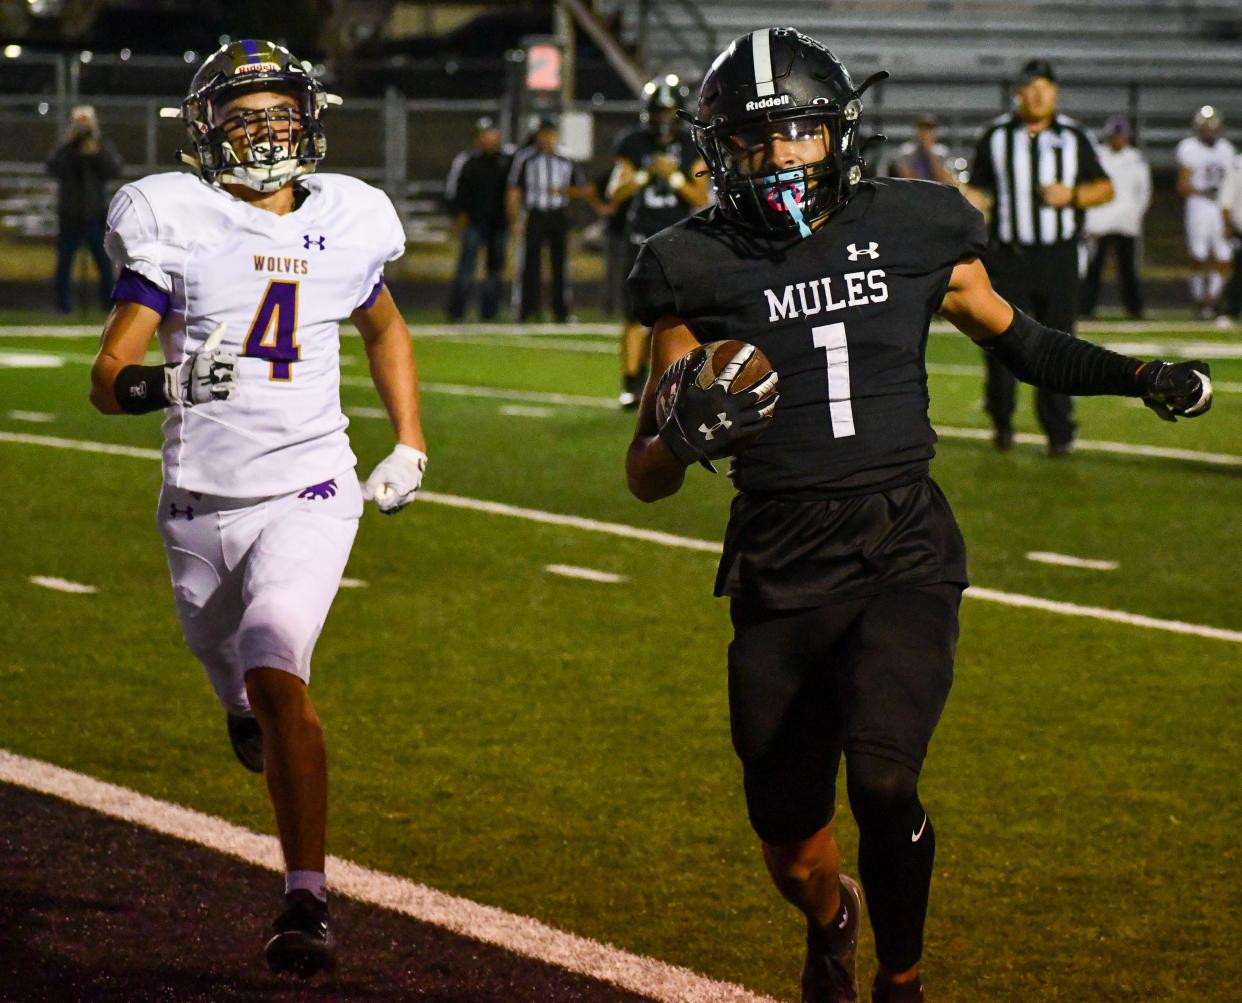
top-left (1176, 106), bottom-right (1236, 319)
top-left (88, 39), bottom-right (427, 977)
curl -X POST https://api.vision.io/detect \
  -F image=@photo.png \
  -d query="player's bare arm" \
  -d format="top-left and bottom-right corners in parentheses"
top-left (606, 156), bottom-right (642, 206)
top-left (89, 301), bottom-right (161, 414)
top-left (624, 315), bottom-right (700, 502)
top-left (940, 257), bottom-right (1212, 420)
top-left (351, 284), bottom-right (425, 452)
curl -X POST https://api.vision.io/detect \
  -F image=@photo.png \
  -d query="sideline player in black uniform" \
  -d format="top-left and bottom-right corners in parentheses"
top-left (624, 28), bottom-right (1212, 1003)
top-left (608, 75), bottom-right (710, 407)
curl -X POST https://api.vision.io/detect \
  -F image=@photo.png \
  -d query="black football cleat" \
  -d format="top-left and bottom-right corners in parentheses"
top-left (264, 889), bottom-right (336, 978)
top-left (226, 712), bottom-right (264, 773)
top-left (802, 874), bottom-right (863, 1003)
top-left (872, 975), bottom-right (924, 1003)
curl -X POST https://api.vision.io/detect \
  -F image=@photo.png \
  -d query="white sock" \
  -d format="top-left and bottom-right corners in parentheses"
top-left (285, 869), bottom-right (327, 902)
top-left (1190, 271), bottom-right (1206, 301)
top-left (1207, 270), bottom-right (1224, 301)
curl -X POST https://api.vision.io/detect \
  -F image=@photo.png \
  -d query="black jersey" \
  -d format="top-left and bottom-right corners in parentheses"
top-left (628, 178), bottom-right (988, 606)
top-left (630, 178), bottom-right (987, 496)
top-left (615, 127), bottom-right (701, 242)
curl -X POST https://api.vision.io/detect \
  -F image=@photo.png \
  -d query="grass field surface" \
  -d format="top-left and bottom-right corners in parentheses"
top-left (1, 314), bottom-right (1239, 1001)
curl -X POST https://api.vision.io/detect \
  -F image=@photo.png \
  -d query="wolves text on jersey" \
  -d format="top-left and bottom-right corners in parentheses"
top-left (253, 255), bottom-right (310, 275)
top-left (763, 268), bottom-right (889, 323)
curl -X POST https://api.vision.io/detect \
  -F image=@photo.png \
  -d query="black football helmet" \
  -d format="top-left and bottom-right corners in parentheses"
top-left (687, 28), bottom-right (887, 237)
top-left (641, 74), bottom-right (690, 144)
top-left (180, 39), bottom-right (333, 193)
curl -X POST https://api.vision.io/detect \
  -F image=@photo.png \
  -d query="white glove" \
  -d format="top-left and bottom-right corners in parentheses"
top-left (165, 323), bottom-right (238, 406)
top-left (363, 444), bottom-right (427, 514)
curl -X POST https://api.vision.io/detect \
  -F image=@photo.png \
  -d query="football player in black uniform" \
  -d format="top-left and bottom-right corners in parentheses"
top-left (624, 28), bottom-right (1212, 1003)
top-left (609, 75), bottom-right (710, 407)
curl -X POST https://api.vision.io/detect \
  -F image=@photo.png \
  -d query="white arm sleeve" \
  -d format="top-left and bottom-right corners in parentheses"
top-left (355, 191), bottom-right (407, 310)
top-left (104, 185), bottom-right (173, 293)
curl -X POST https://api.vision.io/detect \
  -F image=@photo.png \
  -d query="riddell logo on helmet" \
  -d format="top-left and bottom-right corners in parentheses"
top-left (745, 94), bottom-right (792, 111)
top-left (236, 62), bottom-right (282, 75)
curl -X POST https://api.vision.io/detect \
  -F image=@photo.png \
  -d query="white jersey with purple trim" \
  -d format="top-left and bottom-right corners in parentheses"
top-left (105, 171), bottom-right (405, 497)
top-left (1176, 135), bottom-right (1236, 203)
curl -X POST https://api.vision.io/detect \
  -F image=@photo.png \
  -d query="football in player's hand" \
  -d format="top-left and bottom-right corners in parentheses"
top-left (654, 340), bottom-right (775, 426)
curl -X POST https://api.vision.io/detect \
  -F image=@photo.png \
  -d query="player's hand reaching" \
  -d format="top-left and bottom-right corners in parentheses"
top-left (658, 346), bottom-right (779, 467)
top-left (166, 323), bottom-right (237, 406)
top-left (363, 444), bottom-right (428, 514)
top-left (1137, 360), bottom-right (1213, 421)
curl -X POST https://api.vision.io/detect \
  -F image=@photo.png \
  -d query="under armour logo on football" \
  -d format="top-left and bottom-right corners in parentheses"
top-left (698, 413), bottom-right (733, 441)
top-left (303, 234), bottom-right (326, 250)
top-left (847, 241), bottom-right (879, 260)
top-left (169, 503), bottom-right (194, 520)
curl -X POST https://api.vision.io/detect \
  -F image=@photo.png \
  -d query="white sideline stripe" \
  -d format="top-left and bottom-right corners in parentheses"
top-left (1025, 551), bottom-right (1120, 571)
top-left (29, 575), bottom-right (98, 594)
top-left (339, 577), bottom-right (368, 588)
top-left (3, 430), bottom-right (1241, 645)
top-left (500, 404), bottom-right (555, 418)
top-left (341, 376), bottom-right (618, 410)
top-left (964, 587), bottom-right (1242, 644)
top-left (7, 410), bottom-right (55, 422)
top-left (935, 425), bottom-right (1242, 467)
top-left (0, 351), bottom-right (63, 368)
top-left (0, 749), bottom-right (775, 1003)
top-left (546, 564), bottom-right (628, 583)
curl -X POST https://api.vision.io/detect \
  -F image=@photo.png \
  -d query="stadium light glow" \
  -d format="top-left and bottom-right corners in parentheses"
top-left (4, 45), bottom-right (22, 58)
top-left (36, 102), bottom-right (48, 115)
top-left (79, 50), bottom-right (92, 63)
top-left (183, 50), bottom-right (197, 64)
top-left (119, 47), bottom-right (131, 61)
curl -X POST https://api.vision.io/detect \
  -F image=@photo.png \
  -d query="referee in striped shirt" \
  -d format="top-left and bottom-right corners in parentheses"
top-left (506, 119), bottom-right (600, 322)
top-left (967, 59), bottom-right (1114, 455)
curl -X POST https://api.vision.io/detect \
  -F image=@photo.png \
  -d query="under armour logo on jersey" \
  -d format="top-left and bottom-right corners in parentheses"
top-left (847, 241), bottom-right (879, 260)
top-left (303, 234), bottom-right (326, 250)
top-left (698, 413), bottom-right (733, 441)
top-left (169, 503), bottom-right (194, 520)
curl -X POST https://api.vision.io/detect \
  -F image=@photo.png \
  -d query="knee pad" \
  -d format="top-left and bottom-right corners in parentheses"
top-left (846, 753), bottom-right (922, 833)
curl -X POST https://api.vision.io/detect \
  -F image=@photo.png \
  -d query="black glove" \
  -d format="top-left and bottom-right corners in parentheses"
top-left (1137, 360), bottom-right (1212, 422)
top-left (658, 346), bottom-right (779, 468)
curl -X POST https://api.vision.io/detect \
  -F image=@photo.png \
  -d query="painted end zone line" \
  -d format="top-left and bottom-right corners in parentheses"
top-left (0, 749), bottom-right (775, 1003)
top-left (4, 430), bottom-right (1241, 645)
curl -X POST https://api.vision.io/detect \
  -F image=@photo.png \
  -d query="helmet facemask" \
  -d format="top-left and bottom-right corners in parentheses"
top-left (698, 104), bottom-right (863, 238)
top-left (209, 92), bottom-right (308, 192)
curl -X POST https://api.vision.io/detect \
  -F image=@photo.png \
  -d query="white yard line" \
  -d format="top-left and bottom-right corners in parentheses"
top-left (546, 564), bottom-right (628, 584)
top-left (3, 430), bottom-right (1241, 645)
top-left (0, 351), bottom-right (64, 368)
top-left (1025, 551), bottom-right (1120, 571)
top-left (499, 404), bottom-right (555, 418)
top-left (0, 748), bottom-right (775, 1003)
top-left (933, 426), bottom-right (1242, 467)
top-left (7, 410), bottom-right (56, 422)
top-left (339, 577), bottom-right (368, 588)
top-left (29, 575), bottom-right (98, 594)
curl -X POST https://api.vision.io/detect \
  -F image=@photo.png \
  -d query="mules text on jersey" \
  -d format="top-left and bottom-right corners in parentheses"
top-left (763, 268), bottom-right (888, 323)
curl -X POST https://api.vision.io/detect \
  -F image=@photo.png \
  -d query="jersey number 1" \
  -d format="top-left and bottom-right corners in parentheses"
top-left (244, 280), bottom-right (300, 381)
top-left (812, 322), bottom-right (856, 438)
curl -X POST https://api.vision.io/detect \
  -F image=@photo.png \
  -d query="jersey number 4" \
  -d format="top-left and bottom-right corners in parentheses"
top-left (812, 322), bottom-right (856, 438)
top-left (243, 280), bottom-right (300, 381)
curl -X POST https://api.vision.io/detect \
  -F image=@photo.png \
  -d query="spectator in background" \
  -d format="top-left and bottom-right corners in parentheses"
top-left (1081, 114), bottom-right (1151, 319)
top-left (966, 58), bottom-right (1113, 456)
top-left (1177, 106), bottom-right (1235, 321)
top-left (1216, 145), bottom-right (1242, 323)
top-left (47, 104), bottom-right (122, 313)
top-left (506, 119), bottom-right (603, 323)
top-left (890, 113), bottom-right (956, 185)
top-left (445, 116), bottom-right (511, 321)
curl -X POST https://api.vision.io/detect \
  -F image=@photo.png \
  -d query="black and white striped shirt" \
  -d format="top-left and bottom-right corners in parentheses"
top-left (507, 147), bottom-right (585, 212)
top-left (970, 113), bottom-right (1106, 246)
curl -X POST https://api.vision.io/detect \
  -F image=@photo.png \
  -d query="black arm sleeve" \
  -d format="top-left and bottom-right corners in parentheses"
top-left (114, 364), bottom-right (170, 414)
top-left (981, 309), bottom-right (1145, 396)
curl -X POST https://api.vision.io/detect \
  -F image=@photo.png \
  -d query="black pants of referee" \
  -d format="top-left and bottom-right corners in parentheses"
top-left (1080, 233), bottom-right (1144, 319)
top-left (517, 208), bottom-right (569, 322)
top-left (982, 242), bottom-right (1078, 449)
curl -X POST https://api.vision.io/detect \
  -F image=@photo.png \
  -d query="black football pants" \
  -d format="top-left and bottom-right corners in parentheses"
top-left (982, 241), bottom-right (1079, 447)
top-left (518, 209), bottom-right (569, 322)
top-left (1080, 233), bottom-right (1144, 318)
